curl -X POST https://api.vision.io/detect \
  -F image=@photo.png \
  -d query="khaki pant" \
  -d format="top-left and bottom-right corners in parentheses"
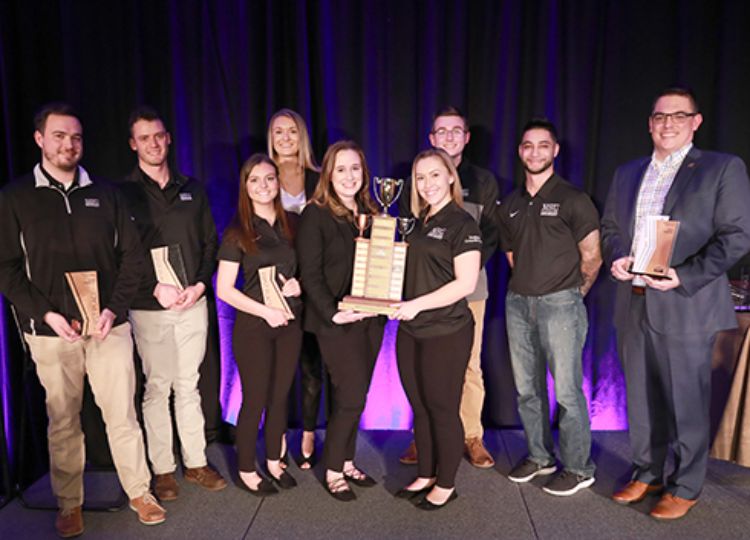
top-left (460, 299), bottom-right (487, 439)
top-left (130, 297), bottom-right (208, 474)
top-left (25, 323), bottom-right (151, 510)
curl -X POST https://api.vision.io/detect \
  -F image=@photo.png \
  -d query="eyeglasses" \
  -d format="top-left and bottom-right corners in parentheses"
top-left (432, 127), bottom-right (466, 138)
top-left (650, 111), bottom-right (699, 125)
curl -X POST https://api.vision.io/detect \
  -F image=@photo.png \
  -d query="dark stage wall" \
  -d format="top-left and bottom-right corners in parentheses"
top-left (1, 0), bottom-right (749, 490)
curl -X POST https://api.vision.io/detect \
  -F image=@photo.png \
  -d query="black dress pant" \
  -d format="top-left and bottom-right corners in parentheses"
top-left (233, 315), bottom-right (302, 472)
top-left (299, 331), bottom-right (325, 431)
top-left (316, 319), bottom-right (384, 471)
top-left (397, 321), bottom-right (473, 488)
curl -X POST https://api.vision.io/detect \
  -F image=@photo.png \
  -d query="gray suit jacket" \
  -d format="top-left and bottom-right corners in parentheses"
top-left (601, 147), bottom-right (750, 335)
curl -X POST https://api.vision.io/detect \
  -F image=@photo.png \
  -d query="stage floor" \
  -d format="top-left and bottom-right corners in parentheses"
top-left (1, 429), bottom-right (749, 539)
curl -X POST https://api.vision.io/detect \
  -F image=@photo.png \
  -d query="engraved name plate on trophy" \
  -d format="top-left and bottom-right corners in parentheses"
top-left (338, 177), bottom-right (413, 316)
top-left (64, 271), bottom-right (100, 336)
top-left (151, 244), bottom-right (189, 290)
top-left (258, 266), bottom-right (294, 318)
top-left (630, 215), bottom-right (680, 278)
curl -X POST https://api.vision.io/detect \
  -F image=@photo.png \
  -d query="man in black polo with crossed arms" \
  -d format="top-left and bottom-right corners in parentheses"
top-left (499, 118), bottom-right (601, 496)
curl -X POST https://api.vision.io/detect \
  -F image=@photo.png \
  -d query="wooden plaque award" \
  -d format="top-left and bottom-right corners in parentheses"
top-left (338, 177), bottom-right (414, 316)
top-left (64, 271), bottom-right (100, 336)
top-left (630, 216), bottom-right (680, 278)
top-left (259, 266), bottom-right (294, 318)
top-left (151, 245), bottom-right (189, 290)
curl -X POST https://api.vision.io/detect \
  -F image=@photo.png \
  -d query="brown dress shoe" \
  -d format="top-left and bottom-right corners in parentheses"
top-left (154, 472), bottom-right (179, 501)
top-left (129, 493), bottom-right (166, 525)
top-left (649, 493), bottom-right (697, 520)
top-left (465, 437), bottom-right (495, 469)
top-left (611, 480), bottom-right (663, 504)
top-left (55, 506), bottom-right (83, 538)
top-left (399, 440), bottom-right (418, 465)
top-left (184, 465), bottom-right (228, 491)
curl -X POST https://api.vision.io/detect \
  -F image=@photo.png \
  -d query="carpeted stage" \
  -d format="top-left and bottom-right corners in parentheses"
top-left (1, 429), bottom-right (749, 539)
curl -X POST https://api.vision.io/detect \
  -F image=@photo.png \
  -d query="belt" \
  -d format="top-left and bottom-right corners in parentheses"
top-left (632, 285), bottom-right (646, 296)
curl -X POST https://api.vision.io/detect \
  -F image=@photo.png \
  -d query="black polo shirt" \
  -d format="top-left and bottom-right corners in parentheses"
top-left (217, 214), bottom-right (302, 317)
top-left (401, 201), bottom-right (482, 338)
top-left (499, 174), bottom-right (599, 296)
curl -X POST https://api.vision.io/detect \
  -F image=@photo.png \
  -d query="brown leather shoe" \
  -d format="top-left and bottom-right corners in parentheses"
top-left (465, 437), bottom-right (495, 469)
top-left (399, 440), bottom-right (418, 465)
top-left (184, 465), bottom-right (228, 491)
top-left (611, 480), bottom-right (663, 504)
top-left (55, 506), bottom-right (83, 538)
top-left (154, 472), bottom-right (179, 501)
top-left (649, 493), bottom-right (697, 520)
top-left (129, 493), bottom-right (166, 525)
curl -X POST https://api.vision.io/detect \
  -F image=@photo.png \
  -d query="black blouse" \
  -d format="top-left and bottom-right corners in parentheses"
top-left (401, 200), bottom-right (482, 338)
top-left (217, 213), bottom-right (302, 317)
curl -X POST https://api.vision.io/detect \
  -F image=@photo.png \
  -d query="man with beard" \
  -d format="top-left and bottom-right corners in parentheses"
top-left (498, 118), bottom-right (601, 496)
top-left (119, 106), bottom-right (226, 502)
top-left (0, 103), bottom-right (166, 536)
top-left (399, 106), bottom-right (500, 468)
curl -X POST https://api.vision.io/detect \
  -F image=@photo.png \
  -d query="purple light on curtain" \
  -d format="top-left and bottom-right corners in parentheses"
top-left (0, 298), bottom-right (12, 461)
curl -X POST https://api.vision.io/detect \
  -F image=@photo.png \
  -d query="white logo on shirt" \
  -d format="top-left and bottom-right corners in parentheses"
top-left (464, 235), bottom-right (482, 245)
top-left (427, 227), bottom-right (446, 240)
top-left (180, 193), bottom-right (193, 202)
top-left (84, 198), bottom-right (100, 208)
top-left (540, 203), bottom-right (560, 217)
top-left (509, 210), bottom-right (520, 218)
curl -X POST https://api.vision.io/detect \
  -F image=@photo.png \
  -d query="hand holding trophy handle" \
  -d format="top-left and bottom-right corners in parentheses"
top-left (397, 217), bottom-right (416, 241)
top-left (373, 177), bottom-right (404, 214)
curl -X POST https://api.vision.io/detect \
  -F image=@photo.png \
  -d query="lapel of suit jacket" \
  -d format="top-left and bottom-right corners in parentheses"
top-left (663, 147), bottom-right (701, 216)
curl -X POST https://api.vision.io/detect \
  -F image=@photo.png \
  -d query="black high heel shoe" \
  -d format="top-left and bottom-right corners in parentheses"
top-left (326, 476), bottom-right (356, 502)
top-left (238, 476), bottom-right (278, 497)
top-left (416, 490), bottom-right (458, 511)
top-left (343, 466), bottom-right (377, 487)
top-left (298, 448), bottom-right (316, 470)
top-left (270, 470), bottom-right (298, 489)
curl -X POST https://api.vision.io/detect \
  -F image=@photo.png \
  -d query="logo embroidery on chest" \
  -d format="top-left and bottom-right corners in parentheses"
top-left (84, 198), bottom-right (100, 208)
top-left (179, 192), bottom-right (193, 202)
top-left (464, 235), bottom-right (482, 245)
top-left (540, 203), bottom-right (560, 217)
top-left (427, 227), bottom-right (446, 240)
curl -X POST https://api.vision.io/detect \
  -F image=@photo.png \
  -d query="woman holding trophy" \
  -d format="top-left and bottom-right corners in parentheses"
top-left (296, 140), bottom-right (385, 501)
top-left (216, 154), bottom-right (303, 495)
top-left (267, 108), bottom-right (323, 469)
top-left (391, 148), bottom-right (482, 510)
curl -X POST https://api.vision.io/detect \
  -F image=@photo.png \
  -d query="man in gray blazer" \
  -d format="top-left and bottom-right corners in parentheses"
top-left (601, 87), bottom-right (750, 519)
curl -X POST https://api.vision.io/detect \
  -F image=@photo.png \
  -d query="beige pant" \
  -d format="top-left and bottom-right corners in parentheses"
top-left (25, 323), bottom-right (150, 509)
top-left (460, 299), bottom-right (487, 439)
top-left (130, 297), bottom-right (208, 474)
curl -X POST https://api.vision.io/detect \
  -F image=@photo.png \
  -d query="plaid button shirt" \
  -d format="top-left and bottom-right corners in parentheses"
top-left (631, 143), bottom-right (692, 285)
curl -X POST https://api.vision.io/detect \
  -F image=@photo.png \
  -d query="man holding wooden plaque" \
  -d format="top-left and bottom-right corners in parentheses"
top-left (602, 88), bottom-right (750, 519)
top-left (0, 103), bottom-right (165, 536)
top-left (120, 106), bottom-right (225, 502)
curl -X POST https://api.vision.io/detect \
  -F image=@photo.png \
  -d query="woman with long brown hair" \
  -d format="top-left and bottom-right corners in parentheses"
top-left (267, 108), bottom-right (323, 468)
top-left (296, 140), bottom-right (385, 501)
top-left (216, 154), bottom-right (303, 495)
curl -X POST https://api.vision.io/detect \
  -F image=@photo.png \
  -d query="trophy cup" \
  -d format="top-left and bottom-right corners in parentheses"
top-left (338, 177), bottom-right (410, 316)
top-left (629, 215), bottom-right (680, 278)
top-left (65, 271), bottom-right (100, 336)
top-left (258, 266), bottom-right (294, 318)
top-left (151, 244), bottom-right (189, 290)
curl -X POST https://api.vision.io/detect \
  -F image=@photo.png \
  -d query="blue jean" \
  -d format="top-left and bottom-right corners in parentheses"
top-left (506, 287), bottom-right (595, 477)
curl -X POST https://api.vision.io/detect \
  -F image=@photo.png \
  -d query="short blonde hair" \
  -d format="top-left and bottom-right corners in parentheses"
top-left (410, 148), bottom-right (464, 217)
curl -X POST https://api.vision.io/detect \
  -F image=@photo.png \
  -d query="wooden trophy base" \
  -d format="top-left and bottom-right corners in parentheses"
top-left (338, 295), bottom-right (397, 316)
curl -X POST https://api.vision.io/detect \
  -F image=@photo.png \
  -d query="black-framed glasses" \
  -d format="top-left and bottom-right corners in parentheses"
top-left (650, 111), bottom-right (699, 125)
top-left (433, 127), bottom-right (466, 138)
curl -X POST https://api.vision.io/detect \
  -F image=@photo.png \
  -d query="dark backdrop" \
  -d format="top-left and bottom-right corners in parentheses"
top-left (2, 0), bottom-right (749, 492)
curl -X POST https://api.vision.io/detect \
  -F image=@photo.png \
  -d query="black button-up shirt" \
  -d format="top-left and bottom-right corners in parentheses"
top-left (499, 174), bottom-right (599, 296)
